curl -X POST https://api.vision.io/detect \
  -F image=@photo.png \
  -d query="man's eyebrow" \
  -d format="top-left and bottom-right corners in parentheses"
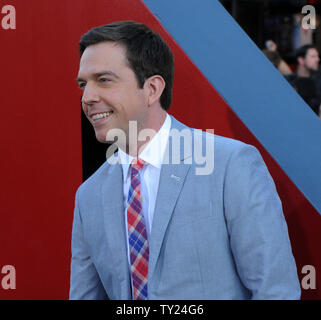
top-left (76, 71), bottom-right (120, 82)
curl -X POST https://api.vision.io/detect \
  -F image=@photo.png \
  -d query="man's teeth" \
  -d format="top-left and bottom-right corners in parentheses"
top-left (92, 112), bottom-right (112, 121)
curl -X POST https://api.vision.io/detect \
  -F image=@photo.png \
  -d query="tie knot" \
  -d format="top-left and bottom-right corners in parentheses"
top-left (131, 158), bottom-right (145, 172)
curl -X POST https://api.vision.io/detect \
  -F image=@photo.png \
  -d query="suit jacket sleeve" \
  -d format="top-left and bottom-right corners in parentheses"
top-left (223, 144), bottom-right (301, 299)
top-left (69, 189), bottom-right (108, 300)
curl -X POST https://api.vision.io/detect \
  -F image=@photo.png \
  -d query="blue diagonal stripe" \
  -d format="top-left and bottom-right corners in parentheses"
top-left (143, 0), bottom-right (321, 215)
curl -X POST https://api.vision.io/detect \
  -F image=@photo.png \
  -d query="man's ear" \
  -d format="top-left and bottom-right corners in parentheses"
top-left (144, 75), bottom-right (166, 106)
top-left (298, 56), bottom-right (304, 66)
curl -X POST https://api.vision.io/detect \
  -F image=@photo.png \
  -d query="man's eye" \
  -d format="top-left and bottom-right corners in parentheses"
top-left (99, 77), bottom-right (110, 83)
top-left (78, 82), bottom-right (86, 89)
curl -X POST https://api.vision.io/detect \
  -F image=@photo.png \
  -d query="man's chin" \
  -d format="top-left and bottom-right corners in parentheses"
top-left (95, 130), bottom-right (109, 143)
top-left (309, 67), bottom-right (319, 73)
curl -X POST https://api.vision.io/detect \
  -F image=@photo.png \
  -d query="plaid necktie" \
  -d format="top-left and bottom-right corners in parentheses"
top-left (127, 159), bottom-right (149, 300)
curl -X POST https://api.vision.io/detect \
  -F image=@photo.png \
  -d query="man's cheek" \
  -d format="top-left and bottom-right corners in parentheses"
top-left (82, 104), bottom-right (88, 117)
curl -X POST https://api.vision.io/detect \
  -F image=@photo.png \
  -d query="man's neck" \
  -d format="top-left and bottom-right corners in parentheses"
top-left (124, 110), bottom-right (167, 158)
top-left (297, 65), bottom-right (311, 78)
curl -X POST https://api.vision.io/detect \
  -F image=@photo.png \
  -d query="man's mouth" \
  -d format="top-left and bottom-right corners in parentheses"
top-left (91, 111), bottom-right (113, 124)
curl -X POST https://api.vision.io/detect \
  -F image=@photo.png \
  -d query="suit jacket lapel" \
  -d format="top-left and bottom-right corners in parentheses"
top-left (149, 116), bottom-right (193, 281)
top-left (101, 160), bottom-right (131, 299)
top-left (100, 117), bottom-right (194, 294)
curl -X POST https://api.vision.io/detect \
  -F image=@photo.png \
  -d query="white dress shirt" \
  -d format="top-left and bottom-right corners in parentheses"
top-left (118, 113), bottom-right (171, 266)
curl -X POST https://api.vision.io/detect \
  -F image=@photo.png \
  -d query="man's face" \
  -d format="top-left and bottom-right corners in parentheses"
top-left (304, 48), bottom-right (320, 71)
top-left (77, 41), bottom-right (149, 143)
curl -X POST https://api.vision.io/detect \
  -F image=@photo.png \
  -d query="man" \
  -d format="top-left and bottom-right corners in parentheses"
top-left (70, 21), bottom-right (301, 300)
top-left (286, 45), bottom-right (321, 116)
top-left (296, 45), bottom-right (320, 78)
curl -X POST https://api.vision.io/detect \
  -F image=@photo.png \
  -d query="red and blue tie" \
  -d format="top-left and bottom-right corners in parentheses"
top-left (127, 159), bottom-right (149, 300)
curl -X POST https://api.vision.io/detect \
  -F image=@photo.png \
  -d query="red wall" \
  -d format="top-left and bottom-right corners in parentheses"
top-left (0, 0), bottom-right (319, 299)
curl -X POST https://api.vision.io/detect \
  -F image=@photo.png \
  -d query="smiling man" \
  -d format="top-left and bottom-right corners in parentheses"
top-left (76, 40), bottom-right (167, 153)
top-left (70, 21), bottom-right (301, 300)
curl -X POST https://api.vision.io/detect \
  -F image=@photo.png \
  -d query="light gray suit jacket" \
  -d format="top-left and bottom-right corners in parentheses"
top-left (69, 116), bottom-right (301, 299)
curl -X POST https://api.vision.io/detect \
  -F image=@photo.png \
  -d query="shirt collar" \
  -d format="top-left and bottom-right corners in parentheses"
top-left (118, 113), bottom-right (171, 180)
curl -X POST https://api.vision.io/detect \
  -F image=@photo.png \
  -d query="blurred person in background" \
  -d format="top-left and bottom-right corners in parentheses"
top-left (295, 45), bottom-right (319, 78)
top-left (285, 44), bottom-right (321, 117)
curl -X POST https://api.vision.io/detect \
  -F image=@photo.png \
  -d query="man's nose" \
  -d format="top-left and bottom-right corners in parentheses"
top-left (82, 82), bottom-right (100, 106)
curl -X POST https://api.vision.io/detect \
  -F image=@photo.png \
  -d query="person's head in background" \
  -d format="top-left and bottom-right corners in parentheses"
top-left (296, 45), bottom-right (320, 77)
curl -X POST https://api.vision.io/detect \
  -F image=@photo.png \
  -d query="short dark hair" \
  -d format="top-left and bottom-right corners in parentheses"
top-left (79, 21), bottom-right (174, 110)
top-left (296, 44), bottom-right (318, 60)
